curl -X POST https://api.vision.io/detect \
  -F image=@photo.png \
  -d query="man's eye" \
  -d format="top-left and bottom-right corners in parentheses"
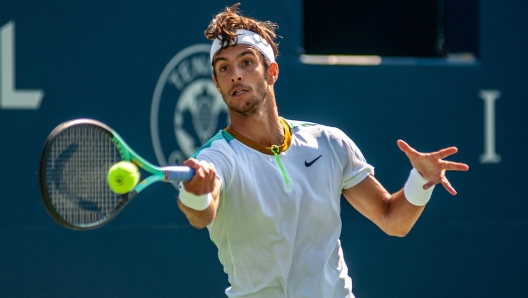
top-left (243, 60), bottom-right (252, 66)
top-left (219, 66), bottom-right (228, 72)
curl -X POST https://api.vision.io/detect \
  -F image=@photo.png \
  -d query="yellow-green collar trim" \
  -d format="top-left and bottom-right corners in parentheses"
top-left (224, 118), bottom-right (292, 155)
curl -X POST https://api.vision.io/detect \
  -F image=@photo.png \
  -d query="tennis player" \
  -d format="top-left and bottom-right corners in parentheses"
top-left (177, 4), bottom-right (469, 297)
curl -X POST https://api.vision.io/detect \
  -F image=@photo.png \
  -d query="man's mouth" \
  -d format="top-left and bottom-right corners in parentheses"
top-left (232, 88), bottom-right (248, 96)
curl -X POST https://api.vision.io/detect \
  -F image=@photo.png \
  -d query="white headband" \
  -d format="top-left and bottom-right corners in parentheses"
top-left (210, 29), bottom-right (275, 64)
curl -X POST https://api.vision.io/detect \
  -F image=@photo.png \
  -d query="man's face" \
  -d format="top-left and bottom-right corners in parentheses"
top-left (212, 44), bottom-right (270, 117)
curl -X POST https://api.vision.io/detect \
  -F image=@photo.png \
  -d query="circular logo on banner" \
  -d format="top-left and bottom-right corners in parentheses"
top-left (151, 44), bottom-right (229, 167)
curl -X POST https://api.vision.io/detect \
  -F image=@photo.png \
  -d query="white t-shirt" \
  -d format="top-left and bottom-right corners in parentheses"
top-left (192, 119), bottom-right (374, 298)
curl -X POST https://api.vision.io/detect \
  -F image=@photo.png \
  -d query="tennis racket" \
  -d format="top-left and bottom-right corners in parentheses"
top-left (38, 119), bottom-right (194, 230)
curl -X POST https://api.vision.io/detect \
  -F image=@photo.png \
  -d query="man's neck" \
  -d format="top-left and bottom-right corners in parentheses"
top-left (227, 102), bottom-right (284, 147)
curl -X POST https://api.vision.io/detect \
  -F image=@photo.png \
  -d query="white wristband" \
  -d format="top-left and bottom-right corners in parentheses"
top-left (178, 182), bottom-right (212, 211)
top-left (404, 168), bottom-right (435, 206)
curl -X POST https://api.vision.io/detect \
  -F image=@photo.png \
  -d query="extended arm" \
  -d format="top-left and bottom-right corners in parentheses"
top-left (343, 175), bottom-right (424, 236)
top-left (177, 158), bottom-right (222, 229)
top-left (343, 140), bottom-right (469, 237)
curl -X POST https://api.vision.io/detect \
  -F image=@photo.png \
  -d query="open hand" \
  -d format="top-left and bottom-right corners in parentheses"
top-left (397, 140), bottom-right (469, 195)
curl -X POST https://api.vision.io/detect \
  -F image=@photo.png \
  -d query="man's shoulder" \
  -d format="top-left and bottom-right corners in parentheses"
top-left (191, 129), bottom-right (234, 158)
top-left (284, 118), bottom-right (319, 129)
top-left (284, 118), bottom-right (345, 138)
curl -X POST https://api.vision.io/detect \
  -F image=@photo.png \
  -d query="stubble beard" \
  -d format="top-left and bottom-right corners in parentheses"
top-left (223, 81), bottom-right (268, 118)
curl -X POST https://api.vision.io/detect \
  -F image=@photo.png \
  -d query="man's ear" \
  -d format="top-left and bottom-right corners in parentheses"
top-left (212, 74), bottom-right (220, 91)
top-left (267, 62), bottom-right (279, 85)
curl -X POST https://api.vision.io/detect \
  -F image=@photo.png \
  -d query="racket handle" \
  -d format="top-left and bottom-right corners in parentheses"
top-left (163, 166), bottom-right (195, 182)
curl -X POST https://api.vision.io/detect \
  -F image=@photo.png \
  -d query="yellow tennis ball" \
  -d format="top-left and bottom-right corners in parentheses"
top-left (107, 161), bottom-right (140, 194)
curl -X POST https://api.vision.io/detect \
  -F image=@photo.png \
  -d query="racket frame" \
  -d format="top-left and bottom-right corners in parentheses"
top-left (39, 119), bottom-right (192, 230)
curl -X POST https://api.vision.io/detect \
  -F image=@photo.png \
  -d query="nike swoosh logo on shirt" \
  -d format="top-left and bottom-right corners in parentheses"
top-left (305, 155), bottom-right (322, 167)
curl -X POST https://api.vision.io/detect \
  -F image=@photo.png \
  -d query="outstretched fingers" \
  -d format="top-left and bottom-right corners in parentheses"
top-left (423, 175), bottom-right (457, 195)
top-left (397, 140), bottom-right (421, 158)
top-left (432, 146), bottom-right (459, 159)
top-left (441, 177), bottom-right (457, 195)
top-left (397, 140), bottom-right (468, 195)
top-left (440, 160), bottom-right (470, 171)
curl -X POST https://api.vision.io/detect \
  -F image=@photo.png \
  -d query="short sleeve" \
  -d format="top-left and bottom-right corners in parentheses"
top-left (325, 127), bottom-right (374, 190)
top-left (193, 141), bottom-right (234, 192)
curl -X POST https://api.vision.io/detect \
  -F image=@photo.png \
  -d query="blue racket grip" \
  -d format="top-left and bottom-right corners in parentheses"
top-left (163, 166), bottom-right (195, 182)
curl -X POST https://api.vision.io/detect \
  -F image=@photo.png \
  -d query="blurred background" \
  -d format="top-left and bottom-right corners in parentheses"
top-left (1, 0), bottom-right (527, 297)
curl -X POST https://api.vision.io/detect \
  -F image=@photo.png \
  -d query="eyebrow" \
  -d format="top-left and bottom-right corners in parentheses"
top-left (213, 50), bottom-right (257, 68)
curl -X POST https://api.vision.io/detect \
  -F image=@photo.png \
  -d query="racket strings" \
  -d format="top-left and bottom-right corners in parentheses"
top-left (46, 125), bottom-right (121, 226)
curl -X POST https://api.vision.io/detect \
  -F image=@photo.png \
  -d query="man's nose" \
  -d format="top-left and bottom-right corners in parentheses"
top-left (230, 67), bottom-right (243, 83)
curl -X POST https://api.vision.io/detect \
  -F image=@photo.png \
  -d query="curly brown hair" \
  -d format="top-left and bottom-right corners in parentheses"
top-left (205, 3), bottom-right (279, 60)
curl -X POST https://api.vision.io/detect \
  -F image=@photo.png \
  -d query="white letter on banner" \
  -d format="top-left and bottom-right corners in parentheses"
top-left (479, 90), bottom-right (501, 163)
top-left (0, 21), bottom-right (44, 110)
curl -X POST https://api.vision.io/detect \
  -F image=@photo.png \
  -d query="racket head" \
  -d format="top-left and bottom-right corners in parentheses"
top-left (39, 119), bottom-right (130, 230)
